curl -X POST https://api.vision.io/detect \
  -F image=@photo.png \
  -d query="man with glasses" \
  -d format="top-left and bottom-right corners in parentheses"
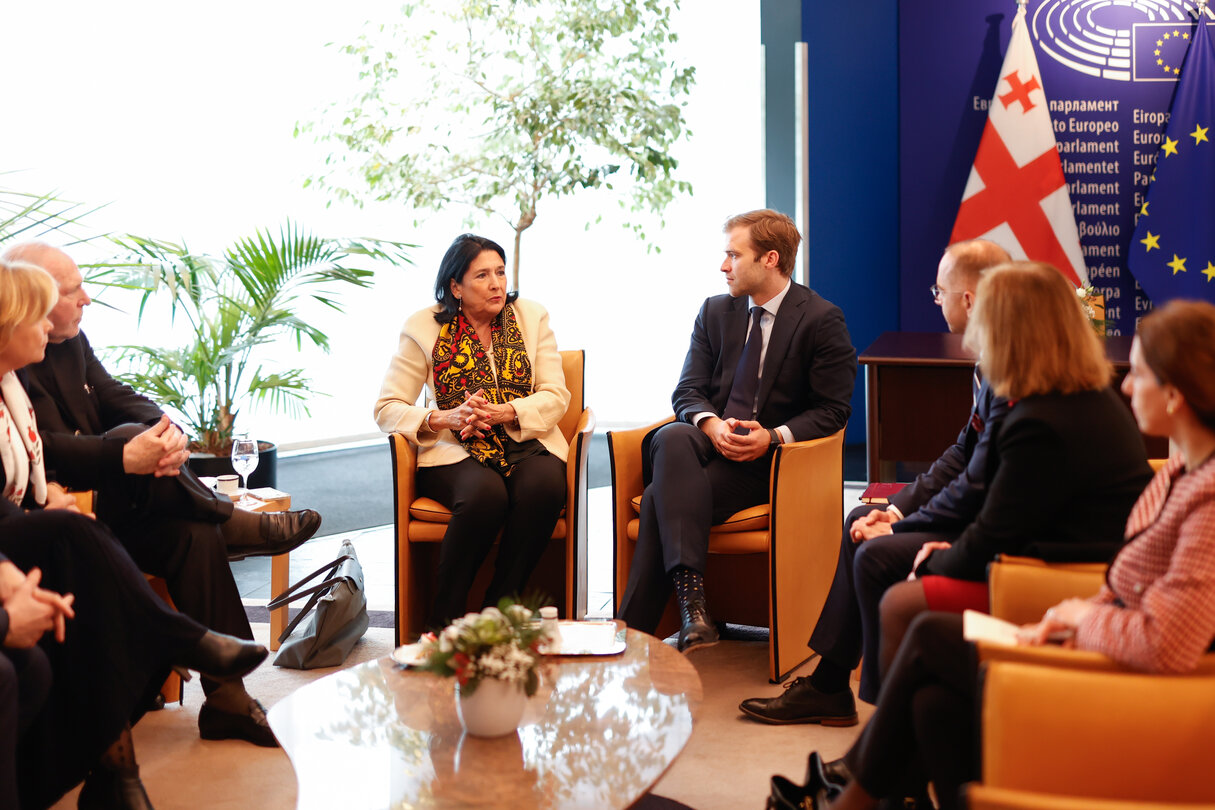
top-left (739, 238), bottom-right (1011, 727)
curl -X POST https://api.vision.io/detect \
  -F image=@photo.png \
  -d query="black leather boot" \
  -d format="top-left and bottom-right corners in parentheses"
top-left (673, 566), bottom-right (719, 653)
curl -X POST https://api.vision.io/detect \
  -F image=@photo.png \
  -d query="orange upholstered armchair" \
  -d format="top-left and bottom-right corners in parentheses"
top-left (388, 349), bottom-right (594, 646)
top-left (963, 660), bottom-right (1215, 809)
top-left (608, 420), bottom-right (845, 682)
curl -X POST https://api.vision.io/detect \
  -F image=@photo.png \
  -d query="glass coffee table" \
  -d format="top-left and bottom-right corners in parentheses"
top-left (268, 624), bottom-right (702, 809)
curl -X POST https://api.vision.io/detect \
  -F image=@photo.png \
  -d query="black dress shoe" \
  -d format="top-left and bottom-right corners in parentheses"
top-left (176, 632), bottom-right (267, 682)
top-left (227, 509), bottom-right (321, 561)
top-left (806, 751), bottom-right (852, 793)
top-left (198, 699), bottom-right (280, 748)
top-left (766, 773), bottom-right (836, 810)
top-left (739, 676), bottom-right (858, 726)
top-left (676, 590), bottom-right (719, 654)
top-left (809, 752), bottom-right (852, 788)
top-left (78, 767), bottom-right (155, 810)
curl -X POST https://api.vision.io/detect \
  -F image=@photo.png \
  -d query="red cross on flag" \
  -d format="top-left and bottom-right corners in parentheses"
top-left (949, 3), bottom-right (1087, 286)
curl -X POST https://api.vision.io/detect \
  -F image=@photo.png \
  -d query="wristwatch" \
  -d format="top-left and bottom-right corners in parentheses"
top-left (767, 428), bottom-right (782, 447)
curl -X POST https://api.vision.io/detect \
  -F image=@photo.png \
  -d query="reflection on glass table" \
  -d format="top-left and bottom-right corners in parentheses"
top-left (267, 625), bottom-right (704, 809)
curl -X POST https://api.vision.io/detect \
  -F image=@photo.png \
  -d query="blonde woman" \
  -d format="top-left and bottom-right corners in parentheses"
top-left (875, 262), bottom-right (1152, 680)
top-left (0, 258), bottom-right (265, 810)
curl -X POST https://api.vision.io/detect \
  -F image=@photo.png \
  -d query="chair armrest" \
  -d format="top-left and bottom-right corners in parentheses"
top-left (979, 660), bottom-right (1215, 802)
top-left (987, 557), bottom-right (1106, 626)
top-left (565, 408), bottom-right (595, 618)
top-left (769, 428), bottom-right (844, 680)
top-left (976, 639), bottom-right (1215, 673)
top-left (608, 416), bottom-right (675, 610)
top-left (964, 784), bottom-right (1215, 810)
top-left (388, 433), bottom-right (417, 531)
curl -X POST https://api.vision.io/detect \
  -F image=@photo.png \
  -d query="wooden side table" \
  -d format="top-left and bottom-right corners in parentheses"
top-left (243, 489), bottom-right (292, 651)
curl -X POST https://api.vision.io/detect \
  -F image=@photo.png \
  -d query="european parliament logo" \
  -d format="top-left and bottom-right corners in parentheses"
top-left (1031, 0), bottom-right (1215, 81)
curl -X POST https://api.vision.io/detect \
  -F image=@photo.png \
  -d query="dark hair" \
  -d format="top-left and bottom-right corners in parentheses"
top-left (432, 233), bottom-right (517, 323)
top-left (1138, 299), bottom-right (1215, 431)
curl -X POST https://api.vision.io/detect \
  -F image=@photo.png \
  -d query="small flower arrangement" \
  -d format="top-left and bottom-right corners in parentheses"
top-left (417, 599), bottom-right (545, 697)
top-left (1077, 284), bottom-right (1107, 337)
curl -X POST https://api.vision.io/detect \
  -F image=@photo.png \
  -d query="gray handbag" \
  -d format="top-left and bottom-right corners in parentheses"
top-left (268, 538), bottom-right (369, 669)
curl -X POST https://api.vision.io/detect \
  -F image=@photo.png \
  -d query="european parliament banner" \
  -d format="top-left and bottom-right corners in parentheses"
top-left (900, 0), bottom-right (1212, 335)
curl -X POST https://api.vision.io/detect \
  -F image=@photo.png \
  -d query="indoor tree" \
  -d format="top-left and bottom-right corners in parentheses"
top-left (298, 0), bottom-right (695, 288)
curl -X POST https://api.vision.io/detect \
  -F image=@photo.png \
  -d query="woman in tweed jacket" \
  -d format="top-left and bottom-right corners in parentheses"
top-left (779, 298), bottom-right (1215, 810)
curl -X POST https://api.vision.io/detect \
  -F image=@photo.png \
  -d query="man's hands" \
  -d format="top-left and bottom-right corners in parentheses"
top-left (700, 417), bottom-right (771, 462)
top-left (122, 416), bottom-right (189, 477)
top-left (850, 510), bottom-right (897, 542)
top-left (1, 564), bottom-right (75, 647)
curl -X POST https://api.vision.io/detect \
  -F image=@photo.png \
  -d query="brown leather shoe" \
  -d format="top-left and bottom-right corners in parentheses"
top-left (739, 677), bottom-right (858, 726)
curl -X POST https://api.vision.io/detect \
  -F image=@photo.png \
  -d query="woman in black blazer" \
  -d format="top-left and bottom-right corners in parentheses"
top-left (874, 262), bottom-right (1152, 682)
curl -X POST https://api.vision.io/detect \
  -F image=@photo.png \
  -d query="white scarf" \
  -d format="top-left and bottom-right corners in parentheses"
top-left (0, 371), bottom-right (47, 506)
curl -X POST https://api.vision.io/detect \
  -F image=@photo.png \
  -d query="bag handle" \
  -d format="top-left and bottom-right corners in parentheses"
top-left (267, 554), bottom-right (354, 644)
top-left (266, 554), bottom-right (352, 610)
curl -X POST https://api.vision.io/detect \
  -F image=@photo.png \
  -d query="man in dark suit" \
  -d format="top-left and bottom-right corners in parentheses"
top-left (3, 241), bottom-right (321, 747)
top-left (739, 238), bottom-right (1011, 726)
top-left (618, 210), bottom-right (857, 652)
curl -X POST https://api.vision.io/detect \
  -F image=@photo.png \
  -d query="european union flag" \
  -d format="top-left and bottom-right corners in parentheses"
top-left (1128, 13), bottom-right (1215, 304)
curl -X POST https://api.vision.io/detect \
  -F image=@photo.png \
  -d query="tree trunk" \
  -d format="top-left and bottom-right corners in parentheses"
top-left (512, 227), bottom-right (522, 292)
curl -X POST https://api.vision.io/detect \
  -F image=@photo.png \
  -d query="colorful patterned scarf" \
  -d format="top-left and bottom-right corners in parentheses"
top-left (432, 304), bottom-right (532, 476)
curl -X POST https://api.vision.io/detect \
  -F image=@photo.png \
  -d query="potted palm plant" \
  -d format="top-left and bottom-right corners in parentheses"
top-left (97, 221), bottom-right (412, 484)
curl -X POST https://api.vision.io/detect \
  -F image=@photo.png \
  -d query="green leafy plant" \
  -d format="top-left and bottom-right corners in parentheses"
top-left (417, 599), bottom-right (546, 697)
top-left (0, 180), bottom-right (105, 245)
top-left (298, 0), bottom-right (695, 288)
top-left (97, 221), bottom-right (413, 456)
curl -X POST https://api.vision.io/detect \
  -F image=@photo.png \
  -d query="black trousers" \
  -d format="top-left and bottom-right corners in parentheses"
top-left (0, 510), bottom-right (207, 810)
top-left (0, 647), bottom-right (50, 810)
top-left (808, 503), bottom-right (959, 703)
top-left (617, 421), bottom-right (770, 633)
top-left (844, 612), bottom-right (977, 810)
top-left (417, 444), bottom-right (566, 629)
top-left (94, 424), bottom-right (252, 695)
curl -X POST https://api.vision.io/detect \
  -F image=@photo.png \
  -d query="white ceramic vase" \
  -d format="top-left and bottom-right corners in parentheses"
top-left (456, 677), bottom-right (528, 737)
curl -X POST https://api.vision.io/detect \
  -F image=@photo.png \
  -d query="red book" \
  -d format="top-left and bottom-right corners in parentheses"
top-left (860, 482), bottom-right (907, 504)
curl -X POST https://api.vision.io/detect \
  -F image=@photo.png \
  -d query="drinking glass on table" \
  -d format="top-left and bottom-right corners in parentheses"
top-left (230, 432), bottom-right (259, 505)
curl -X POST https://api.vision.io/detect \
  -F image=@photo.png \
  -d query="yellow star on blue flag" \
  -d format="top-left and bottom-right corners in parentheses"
top-left (1129, 15), bottom-right (1215, 302)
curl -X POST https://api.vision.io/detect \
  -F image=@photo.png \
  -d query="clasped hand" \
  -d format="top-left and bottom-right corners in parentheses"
top-left (123, 416), bottom-right (189, 477)
top-left (0, 563), bottom-right (75, 647)
top-left (850, 509), bottom-right (897, 542)
top-left (702, 417), bottom-right (770, 462)
top-left (439, 390), bottom-right (517, 440)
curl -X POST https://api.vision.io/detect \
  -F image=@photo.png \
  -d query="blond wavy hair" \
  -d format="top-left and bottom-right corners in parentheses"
top-left (964, 261), bottom-right (1109, 399)
top-left (0, 257), bottom-right (57, 355)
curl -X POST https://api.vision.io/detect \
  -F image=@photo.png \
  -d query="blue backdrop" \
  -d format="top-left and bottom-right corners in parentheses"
top-left (899, 0), bottom-right (1198, 335)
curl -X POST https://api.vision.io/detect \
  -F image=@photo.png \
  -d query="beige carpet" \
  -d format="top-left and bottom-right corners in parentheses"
top-left (51, 627), bottom-right (869, 810)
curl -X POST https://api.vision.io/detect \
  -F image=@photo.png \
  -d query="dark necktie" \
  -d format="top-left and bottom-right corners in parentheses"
top-left (723, 306), bottom-right (765, 427)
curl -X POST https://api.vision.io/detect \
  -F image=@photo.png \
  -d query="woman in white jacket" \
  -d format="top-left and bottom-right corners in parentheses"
top-left (375, 234), bottom-right (569, 630)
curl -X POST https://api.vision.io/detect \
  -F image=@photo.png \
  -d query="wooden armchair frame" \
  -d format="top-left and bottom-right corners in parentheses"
top-left (608, 421), bottom-right (845, 682)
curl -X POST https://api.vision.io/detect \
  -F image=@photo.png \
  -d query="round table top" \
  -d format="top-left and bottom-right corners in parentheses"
top-left (267, 624), bottom-right (703, 809)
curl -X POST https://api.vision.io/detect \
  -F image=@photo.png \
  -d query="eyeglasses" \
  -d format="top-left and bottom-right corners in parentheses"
top-left (930, 284), bottom-right (964, 303)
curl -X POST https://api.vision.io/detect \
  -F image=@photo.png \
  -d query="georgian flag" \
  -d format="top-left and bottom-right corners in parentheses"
top-left (949, 3), bottom-right (1087, 286)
